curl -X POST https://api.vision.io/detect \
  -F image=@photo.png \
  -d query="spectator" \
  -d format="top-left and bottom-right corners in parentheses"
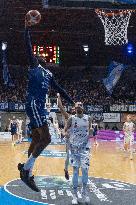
top-left (112, 124), bottom-right (118, 131)
top-left (105, 124), bottom-right (110, 130)
top-left (0, 65), bottom-right (135, 106)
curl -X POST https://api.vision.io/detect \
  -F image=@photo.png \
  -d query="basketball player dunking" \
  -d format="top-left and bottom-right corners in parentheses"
top-left (123, 115), bottom-right (135, 160)
top-left (18, 18), bottom-right (74, 192)
top-left (65, 102), bottom-right (92, 204)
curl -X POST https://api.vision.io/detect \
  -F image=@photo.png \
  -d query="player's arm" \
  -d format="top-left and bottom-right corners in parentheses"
top-left (89, 117), bottom-right (93, 136)
top-left (123, 123), bottom-right (126, 132)
top-left (8, 121), bottom-right (11, 131)
top-left (64, 116), bottom-right (72, 135)
top-left (57, 93), bottom-right (69, 120)
top-left (133, 123), bottom-right (135, 132)
top-left (89, 116), bottom-right (94, 137)
top-left (51, 76), bottom-right (74, 105)
top-left (2, 42), bottom-right (7, 64)
top-left (86, 116), bottom-right (92, 149)
top-left (24, 21), bottom-right (39, 69)
top-left (90, 122), bottom-right (93, 130)
top-left (96, 123), bottom-right (99, 130)
top-left (16, 122), bottom-right (19, 130)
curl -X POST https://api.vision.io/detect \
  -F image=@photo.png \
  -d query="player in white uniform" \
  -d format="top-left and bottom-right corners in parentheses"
top-left (65, 102), bottom-right (92, 204)
top-left (17, 118), bottom-right (23, 143)
top-left (123, 115), bottom-right (135, 160)
top-left (57, 93), bottom-right (75, 180)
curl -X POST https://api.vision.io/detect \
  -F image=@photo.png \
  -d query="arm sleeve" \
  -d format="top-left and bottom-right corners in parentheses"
top-left (24, 27), bottom-right (38, 68)
top-left (51, 76), bottom-right (74, 105)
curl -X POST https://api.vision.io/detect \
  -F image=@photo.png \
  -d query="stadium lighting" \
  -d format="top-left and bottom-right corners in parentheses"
top-left (127, 44), bottom-right (133, 54)
top-left (83, 45), bottom-right (89, 52)
top-left (2, 42), bottom-right (7, 51)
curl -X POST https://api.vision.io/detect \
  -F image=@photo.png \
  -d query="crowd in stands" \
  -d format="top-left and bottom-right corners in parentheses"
top-left (0, 65), bottom-right (27, 103)
top-left (0, 65), bottom-right (135, 105)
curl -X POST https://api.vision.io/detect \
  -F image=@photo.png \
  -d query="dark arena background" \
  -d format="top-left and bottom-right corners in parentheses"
top-left (0, 0), bottom-right (136, 205)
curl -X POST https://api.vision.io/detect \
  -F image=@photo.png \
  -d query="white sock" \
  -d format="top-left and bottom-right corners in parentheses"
top-left (24, 154), bottom-right (36, 175)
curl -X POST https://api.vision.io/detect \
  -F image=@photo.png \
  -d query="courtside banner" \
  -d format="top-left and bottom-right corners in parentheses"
top-left (115, 0), bottom-right (136, 3)
top-left (103, 113), bottom-right (120, 122)
top-left (86, 105), bottom-right (103, 112)
top-left (0, 132), bottom-right (11, 141)
top-left (129, 105), bottom-right (136, 112)
top-left (0, 102), bottom-right (59, 112)
top-left (110, 104), bottom-right (136, 112)
top-left (89, 112), bottom-right (104, 121)
top-left (110, 104), bottom-right (128, 112)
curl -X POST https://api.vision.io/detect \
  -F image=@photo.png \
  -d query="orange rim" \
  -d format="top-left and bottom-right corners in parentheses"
top-left (95, 9), bottom-right (135, 17)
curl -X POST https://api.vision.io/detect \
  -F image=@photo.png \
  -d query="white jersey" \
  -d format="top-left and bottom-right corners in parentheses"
top-left (124, 122), bottom-right (135, 136)
top-left (123, 121), bottom-right (135, 145)
top-left (123, 122), bottom-right (135, 137)
top-left (17, 119), bottom-right (23, 132)
top-left (69, 114), bottom-right (89, 148)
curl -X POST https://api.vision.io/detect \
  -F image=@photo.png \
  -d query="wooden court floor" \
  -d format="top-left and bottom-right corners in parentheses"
top-left (0, 140), bottom-right (136, 186)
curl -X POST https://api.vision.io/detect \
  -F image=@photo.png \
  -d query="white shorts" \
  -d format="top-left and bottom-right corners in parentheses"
top-left (124, 133), bottom-right (134, 145)
top-left (69, 145), bottom-right (90, 169)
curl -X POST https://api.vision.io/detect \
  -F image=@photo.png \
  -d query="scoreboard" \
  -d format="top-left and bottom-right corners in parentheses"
top-left (33, 45), bottom-right (59, 64)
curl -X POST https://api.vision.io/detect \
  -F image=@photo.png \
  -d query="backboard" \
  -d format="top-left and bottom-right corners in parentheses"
top-left (45, 0), bottom-right (136, 8)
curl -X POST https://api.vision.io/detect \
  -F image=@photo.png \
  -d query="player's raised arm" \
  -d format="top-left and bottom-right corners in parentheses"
top-left (89, 117), bottom-right (93, 136)
top-left (57, 93), bottom-right (69, 120)
top-left (24, 21), bottom-right (39, 69)
top-left (24, 10), bottom-right (41, 69)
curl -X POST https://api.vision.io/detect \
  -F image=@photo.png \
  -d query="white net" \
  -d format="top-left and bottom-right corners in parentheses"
top-left (95, 9), bottom-right (133, 45)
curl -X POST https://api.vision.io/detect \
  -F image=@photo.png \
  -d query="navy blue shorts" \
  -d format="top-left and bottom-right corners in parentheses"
top-left (93, 131), bottom-right (97, 137)
top-left (26, 100), bottom-right (47, 129)
top-left (11, 129), bottom-right (17, 135)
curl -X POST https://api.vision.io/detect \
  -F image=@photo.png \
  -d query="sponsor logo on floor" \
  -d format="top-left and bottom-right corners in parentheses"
top-left (4, 176), bottom-right (136, 205)
top-left (24, 150), bottom-right (66, 158)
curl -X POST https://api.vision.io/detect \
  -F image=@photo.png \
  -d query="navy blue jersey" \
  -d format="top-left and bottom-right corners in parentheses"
top-left (26, 66), bottom-right (52, 102)
top-left (92, 124), bottom-right (98, 132)
top-left (92, 123), bottom-right (98, 136)
top-left (11, 122), bottom-right (17, 133)
top-left (25, 28), bottom-right (74, 106)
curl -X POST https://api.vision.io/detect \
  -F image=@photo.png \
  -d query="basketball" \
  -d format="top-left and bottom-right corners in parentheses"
top-left (26, 10), bottom-right (41, 25)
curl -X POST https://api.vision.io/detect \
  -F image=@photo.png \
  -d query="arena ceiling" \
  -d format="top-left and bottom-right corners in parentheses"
top-left (0, 0), bottom-right (136, 66)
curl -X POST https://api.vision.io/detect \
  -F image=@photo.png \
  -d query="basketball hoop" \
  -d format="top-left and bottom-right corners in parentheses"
top-left (95, 9), bottom-right (134, 46)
